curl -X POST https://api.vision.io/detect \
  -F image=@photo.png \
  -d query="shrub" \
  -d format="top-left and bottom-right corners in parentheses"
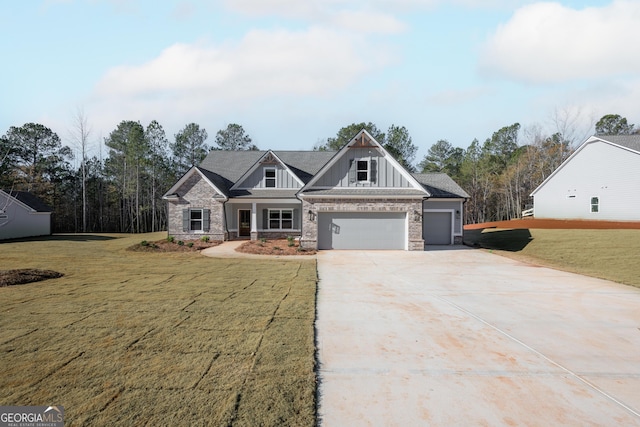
top-left (260, 237), bottom-right (267, 244)
top-left (167, 236), bottom-right (175, 243)
top-left (273, 246), bottom-right (282, 251)
top-left (177, 240), bottom-right (184, 246)
top-left (187, 242), bottom-right (194, 248)
top-left (287, 236), bottom-right (295, 247)
top-left (200, 236), bottom-right (210, 242)
top-left (140, 240), bottom-right (149, 247)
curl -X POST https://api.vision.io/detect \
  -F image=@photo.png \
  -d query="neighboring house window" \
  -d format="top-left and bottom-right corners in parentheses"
top-left (182, 208), bottom-right (210, 232)
top-left (265, 168), bottom-right (276, 188)
top-left (268, 209), bottom-right (293, 229)
top-left (349, 159), bottom-right (377, 184)
top-left (591, 197), bottom-right (599, 213)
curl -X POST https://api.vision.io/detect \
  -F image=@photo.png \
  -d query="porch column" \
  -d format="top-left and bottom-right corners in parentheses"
top-left (250, 202), bottom-right (258, 241)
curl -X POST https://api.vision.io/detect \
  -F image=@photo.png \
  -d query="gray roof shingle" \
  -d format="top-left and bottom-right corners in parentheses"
top-left (197, 150), bottom-right (468, 199)
top-left (412, 173), bottom-right (470, 198)
top-left (597, 135), bottom-right (640, 152)
top-left (3, 190), bottom-right (53, 212)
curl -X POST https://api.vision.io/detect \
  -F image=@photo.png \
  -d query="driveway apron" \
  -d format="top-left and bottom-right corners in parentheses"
top-left (316, 249), bottom-right (640, 426)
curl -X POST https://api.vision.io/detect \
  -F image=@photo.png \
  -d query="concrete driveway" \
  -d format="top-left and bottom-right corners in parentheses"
top-left (316, 248), bottom-right (640, 426)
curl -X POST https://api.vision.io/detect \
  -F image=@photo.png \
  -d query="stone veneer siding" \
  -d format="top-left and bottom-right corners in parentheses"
top-left (300, 198), bottom-right (424, 251)
top-left (167, 173), bottom-right (226, 241)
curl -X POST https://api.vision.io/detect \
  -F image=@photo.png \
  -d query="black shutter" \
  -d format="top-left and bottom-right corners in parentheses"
top-left (370, 159), bottom-right (377, 184)
top-left (263, 209), bottom-right (269, 230)
top-left (182, 208), bottom-right (189, 231)
top-left (203, 209), bottom-right (210, 231)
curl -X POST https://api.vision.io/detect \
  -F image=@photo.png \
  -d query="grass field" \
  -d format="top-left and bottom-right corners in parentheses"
top-left (465, 228), bottom-right (640, 288)
top-left (0, 233), bottom-right (317, 426)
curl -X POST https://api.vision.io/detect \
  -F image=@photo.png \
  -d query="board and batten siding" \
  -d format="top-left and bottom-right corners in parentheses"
top-left (313, 147), bottom-right (412, 188)
top-left (533, 141), bottom-right (640, 221)
top-left (236, 165), bottom-right (301, 189)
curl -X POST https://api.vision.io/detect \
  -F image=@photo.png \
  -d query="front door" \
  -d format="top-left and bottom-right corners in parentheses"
top-left (238, 210), bottom-right (251, 237)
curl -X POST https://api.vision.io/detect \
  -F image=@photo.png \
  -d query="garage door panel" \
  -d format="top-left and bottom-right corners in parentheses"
top-left (318, 212), bottom-right (406, 250)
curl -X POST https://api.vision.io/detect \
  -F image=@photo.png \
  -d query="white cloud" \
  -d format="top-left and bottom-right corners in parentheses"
top-left (479, 1), bottom-right (640, 83)
top-left (95, 27), bottom-right (386, 99)
top-left (89, 26), bottom-right (394, 136)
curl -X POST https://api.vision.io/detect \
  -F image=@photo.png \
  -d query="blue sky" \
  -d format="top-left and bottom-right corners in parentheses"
top-left (2, 0), bottom-right (638, 165)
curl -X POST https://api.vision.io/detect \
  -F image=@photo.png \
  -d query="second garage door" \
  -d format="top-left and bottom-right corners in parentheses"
top-left (423, 211), bottom-right (452, 244)
top-left (317, 212), bottom-right (406, 250)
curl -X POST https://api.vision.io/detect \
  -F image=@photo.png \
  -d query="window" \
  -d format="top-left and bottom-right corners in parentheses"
top-left (268, 209), bottom-right (293, 229)
top-left (190, 208), bottom-right (203, 231)
top-left (265, 168), bottom-right (276, 188)
top-left (356, 160), bottom-right (369, 182)
top-left (591, 197), bottom-right (599, 213)
top-left (0, 209), bottom-right (6, 220)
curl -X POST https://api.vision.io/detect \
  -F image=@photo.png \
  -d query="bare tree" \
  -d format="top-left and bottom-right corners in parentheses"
top-left (70, 108), bottom-right (92, 232)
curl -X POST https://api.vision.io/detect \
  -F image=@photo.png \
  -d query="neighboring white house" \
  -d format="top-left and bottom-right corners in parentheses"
top-left (0, 190), bottom-right (53, 240)
top-left (531, 135), bottom-right (640, 221)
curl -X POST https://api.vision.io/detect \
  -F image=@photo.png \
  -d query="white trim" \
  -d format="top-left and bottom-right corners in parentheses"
top-left (267, 208), bottom-right (294, 230)
top-left (300, 194), bottom-right (425, 199)
top-left (189, 208), bottom-right (204, 232)
top-left (226, 198), bottom-right (301, 204)
top-left (422, 209), bottom-right (455, 244)
top-left (0, 190), bottom-right (38, 213)
top-left (264, 166), bottom-right (277, 188)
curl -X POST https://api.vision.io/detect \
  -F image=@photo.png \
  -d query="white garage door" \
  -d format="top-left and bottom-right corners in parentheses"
top-left (318, 212), bottom-right (406, 250)
top-left (423, 211), bottom-right (452, 245)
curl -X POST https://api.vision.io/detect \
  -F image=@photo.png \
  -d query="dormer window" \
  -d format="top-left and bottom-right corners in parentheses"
top-left (349, 158), bottom-right (377, 184)
top-left (356, 160), bottom-right (369, 182)
top-left (265, 167), bottom-right (276, 188)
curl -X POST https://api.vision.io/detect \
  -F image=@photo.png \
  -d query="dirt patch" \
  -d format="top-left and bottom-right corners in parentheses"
top-left (464, 218), bottom-right (640, 230)
top-left (236, 239), bottom-right (316, 256)
top-left (128, 239), bottom-right (221, 252)
top-left (0, 269), bottom-right (64, 287)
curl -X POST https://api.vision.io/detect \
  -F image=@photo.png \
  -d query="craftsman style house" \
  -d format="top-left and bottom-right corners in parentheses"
top-left (164, 130), bottom-right (469, 250)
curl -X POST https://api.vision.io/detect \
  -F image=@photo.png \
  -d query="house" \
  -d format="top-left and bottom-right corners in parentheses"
top-left (163, 130), bottom-right (469, 250)
top-left (0, 190), bottom-right (53, 240)
top-left (531, 134), bottom-right (640, 221)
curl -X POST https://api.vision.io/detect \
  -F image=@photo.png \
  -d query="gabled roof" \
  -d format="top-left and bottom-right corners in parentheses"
top-left (530, 134), bottom-right (640, 196)
top-left (412, 173), bottom-right (470, 198)
top-left (198, 150), bottom-right (336, 195)
top-left (300, 129), bottom-right (429, 195)
top-left (162, 166), bottom-right (228, 199)
top-left (1, 190), bottom-right (53, 212)
top-left (231, 150), bottom-right (305, 190)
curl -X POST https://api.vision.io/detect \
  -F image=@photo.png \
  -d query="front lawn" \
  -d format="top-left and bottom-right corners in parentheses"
top-left (472, 228), bottom-right (640, 288)
top-left (0, 233), bottom-right (317, 426)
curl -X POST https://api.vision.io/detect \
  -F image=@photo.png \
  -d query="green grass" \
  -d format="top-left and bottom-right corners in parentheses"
top-left (0, 233), bottom-right (317, 426)
top-left (469, 228), bottom-right (640, 288)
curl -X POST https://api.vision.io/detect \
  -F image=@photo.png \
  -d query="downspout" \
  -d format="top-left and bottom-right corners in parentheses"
top-left (221, 197), bottom-right (229, 241)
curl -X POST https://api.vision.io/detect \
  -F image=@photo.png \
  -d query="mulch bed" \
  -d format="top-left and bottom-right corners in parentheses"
top-left (464, 218), bottom-right (640, 230)
top-left (236, 239), bottom-right (316, 256)
top-left (0, 269), bottom-right (64, 287)
top-left (128, 239), bottom-right (221, 252)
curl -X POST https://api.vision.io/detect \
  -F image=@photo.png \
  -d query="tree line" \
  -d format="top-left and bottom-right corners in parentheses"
top-left (0, 118), bottom-right (254, 233)
top-left (0, 113), bottom-right (635, 233)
